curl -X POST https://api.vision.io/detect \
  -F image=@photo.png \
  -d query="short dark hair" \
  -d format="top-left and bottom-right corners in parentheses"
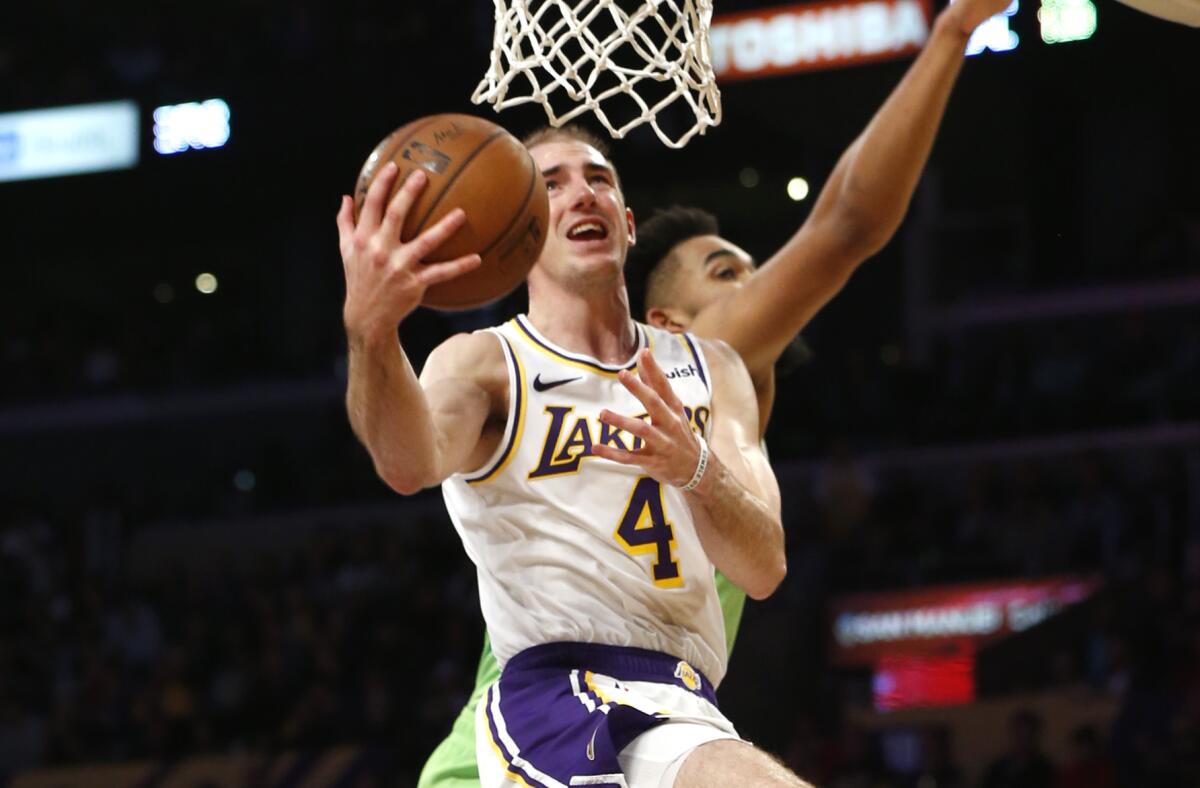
top-left (625, 205), bottom-right (719, 317)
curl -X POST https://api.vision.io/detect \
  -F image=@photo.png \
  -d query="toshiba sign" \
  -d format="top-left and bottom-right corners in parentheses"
top-left (710, 0), bottom-right (933, 81)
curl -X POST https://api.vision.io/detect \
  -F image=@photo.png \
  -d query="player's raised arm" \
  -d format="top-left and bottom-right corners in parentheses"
top-left (593, 344), bottom-right (786, 600)
top-left (689, 0), bottom-right (1013, 377)
top-left (337, 162), bottom-right (497, 495)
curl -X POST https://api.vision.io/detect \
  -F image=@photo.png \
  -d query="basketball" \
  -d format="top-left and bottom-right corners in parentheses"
top-left (352, 114), bottom-right (549, 310)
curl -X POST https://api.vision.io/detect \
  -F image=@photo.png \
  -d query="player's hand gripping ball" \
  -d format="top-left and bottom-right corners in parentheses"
top-left (353, 114), bottom-right (549, 310)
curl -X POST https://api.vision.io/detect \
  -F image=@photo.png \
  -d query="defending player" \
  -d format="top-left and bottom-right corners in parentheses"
top-left (339, 127), bottom-right (812, 784)
top-left (418, 0), bottom-right (1013, 780)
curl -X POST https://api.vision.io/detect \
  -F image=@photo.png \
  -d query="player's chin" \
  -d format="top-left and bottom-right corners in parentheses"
top-left (567, 238), bottom-right (617, 257)
top-left (568, 248), bottom-right (623, 274)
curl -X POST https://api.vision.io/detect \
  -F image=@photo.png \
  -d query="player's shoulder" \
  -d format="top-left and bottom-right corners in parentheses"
top-left (435, 328), bottom-right (507, 357)
top-left (691, 335), bottom-right (740, 370)
top-left (691, 334), bottom-right (756, 404)
top-left (687, 290), bottom-right (747, 345)
top-left (423, 329), bottom-right (508, 383)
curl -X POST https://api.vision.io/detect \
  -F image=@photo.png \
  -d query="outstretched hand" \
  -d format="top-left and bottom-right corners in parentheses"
top-left (941, 0), bottom-right (1013, 37)
top-left (593, 349), bottom-right (704, 490)
top-left (336, 163), bottom-right (481, 342)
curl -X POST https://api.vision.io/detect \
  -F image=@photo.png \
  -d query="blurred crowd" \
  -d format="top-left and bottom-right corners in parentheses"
top-left (771, 308), bottom-right (1200, 456)
top-left (2, 436), bottom-right (1197, 786)
top-left (0, 511), bottom-right (481, 782)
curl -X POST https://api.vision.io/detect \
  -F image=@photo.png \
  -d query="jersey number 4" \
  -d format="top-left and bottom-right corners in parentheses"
top-left (614, 476), bottom-right (682, 588)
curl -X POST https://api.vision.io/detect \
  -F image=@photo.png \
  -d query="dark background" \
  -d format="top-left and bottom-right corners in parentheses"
top-left (2, 1), bottom-right (1198, 786)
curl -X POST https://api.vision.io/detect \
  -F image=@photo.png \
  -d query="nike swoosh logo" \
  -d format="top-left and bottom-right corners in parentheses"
top-left (586, 726), bottom-right (598, 761)
top-left (532, 374), bottom-right (581, 392)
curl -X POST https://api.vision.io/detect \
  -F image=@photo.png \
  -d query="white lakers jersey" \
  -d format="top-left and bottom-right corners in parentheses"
top-left (442, 315), bottom-right (728, 686)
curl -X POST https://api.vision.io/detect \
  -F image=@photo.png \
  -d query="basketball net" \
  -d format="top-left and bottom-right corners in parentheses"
top-left (472, 0), bottom-right (723, 149)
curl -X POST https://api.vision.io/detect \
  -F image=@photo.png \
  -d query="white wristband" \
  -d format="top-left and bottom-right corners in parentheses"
top-left (680, 435), bottom-right (709, 492)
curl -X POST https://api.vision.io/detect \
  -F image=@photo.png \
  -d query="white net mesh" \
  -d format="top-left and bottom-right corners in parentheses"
top-left (471, 0), bottom-right (723, 149)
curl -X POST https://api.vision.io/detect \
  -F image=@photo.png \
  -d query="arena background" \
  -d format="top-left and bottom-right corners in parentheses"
top-left (1, 1), bottom-right (1198, 786)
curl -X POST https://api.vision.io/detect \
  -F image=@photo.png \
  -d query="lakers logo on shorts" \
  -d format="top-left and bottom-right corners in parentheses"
top-left (674, 660), bottom-right (701, 692)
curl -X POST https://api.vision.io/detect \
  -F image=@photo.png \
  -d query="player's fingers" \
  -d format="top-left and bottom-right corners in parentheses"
top-left (637, 350), bottom-right (686, 414)
top-left (359, 161), bottom-right (400, 233)
top-left (414, 254), bottom-right (482, 288)
top-left (404, 208), bottom-right (468, 264)
top-left (598, 410), bottom-right (654, 440)
top-left (616, 368), bottom-right (657, 404)
top-left (617, 369), bottom-right (674, 426)
top-left (336, 196), bottom-right (355, 259)
top-left (637, 348), bottom-right (666, 383)
top-left (590, 444), bottom-right (643, 466)
top-left (380, 169), bottom-right (427, 240)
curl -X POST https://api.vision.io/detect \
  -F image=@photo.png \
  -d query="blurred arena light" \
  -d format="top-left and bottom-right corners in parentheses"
top-left (0, 100), bottom-right (138, 182)
top-left (787, 177), bottom-right (810, 201)
top-left (873, 650), bottom-right (976, 711)
top-left (965, 0), bottom-right (1020, 54)
top-left (153, 99), bottom-right (231, 155)
top-left (739, 167), bottom-right (760, 188)
top-left (1039, 0), bottom-right (1098, 42)
top-left (195, 273), bottom-right (219, 294)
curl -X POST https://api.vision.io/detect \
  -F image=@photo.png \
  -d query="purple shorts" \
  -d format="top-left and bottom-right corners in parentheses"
top-left (477, 642), bottom-right (730, 788)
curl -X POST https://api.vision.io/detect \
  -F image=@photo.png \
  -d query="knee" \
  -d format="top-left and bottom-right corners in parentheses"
top-left (674, 739), bottom-right (814, 787)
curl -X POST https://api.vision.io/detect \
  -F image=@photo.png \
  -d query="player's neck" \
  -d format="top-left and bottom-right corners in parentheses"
top-left (526, 282), bottom-right (638, 365)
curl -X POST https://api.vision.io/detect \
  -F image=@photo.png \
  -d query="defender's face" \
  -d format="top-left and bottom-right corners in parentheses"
top-left (662, 234), bottom-right (756, 324)
top-left (529, 140), bottom-right (635, 282)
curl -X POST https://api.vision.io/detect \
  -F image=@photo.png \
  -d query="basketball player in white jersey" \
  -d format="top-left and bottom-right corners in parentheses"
top-left (337, 138), bottom-right (806, 785)
top-left (416, 0), bottom-right (1020, 779)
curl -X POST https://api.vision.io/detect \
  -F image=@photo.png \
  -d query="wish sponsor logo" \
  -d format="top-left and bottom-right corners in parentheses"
top-left (665, 364), bottom-right (698, 380)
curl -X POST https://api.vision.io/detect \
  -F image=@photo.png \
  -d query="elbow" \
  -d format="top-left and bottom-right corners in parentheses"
top-left (746, 555), bottom-right (788, 601)
top-left (832, 195), bottom-right (902, 260)
top-left (855, 227), bottom-right (894, 260)
top-left (386, 478), bottom-right (426, 497)
top-left (842, 215), bottom-right (895, 261)
top-left (376, 462), bottom-right (434, 497)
